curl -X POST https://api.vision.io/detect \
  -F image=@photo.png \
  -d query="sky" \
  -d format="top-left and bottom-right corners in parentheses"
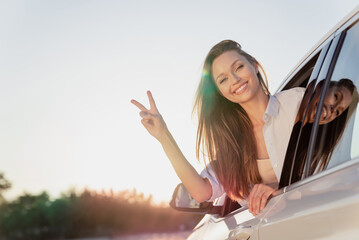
top-left (1, 0), bottom-right (358, 203)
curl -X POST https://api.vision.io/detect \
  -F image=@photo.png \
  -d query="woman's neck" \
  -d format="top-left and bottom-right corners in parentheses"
top-left (241, 90), bottom-right (269, 126)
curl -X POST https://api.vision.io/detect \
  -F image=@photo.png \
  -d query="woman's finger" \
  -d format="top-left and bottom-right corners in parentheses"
top-left (248, 184), bottom-right (258, 213)
top-left (131, 99), bottom-right (149, 112)
top-left (140, 111), bottom-right (154, 120)
top-left (253, 186), bottom-right (265, 215)
top-left (260, 190), bottom-right (273, 211)
top-left (249, 184), bottom-right (275, 216)
top-left (147, 91), bottom-right (159, 112)
top-left (141, 118), bottom-right (151, 130)
top-left (139, 111), bottom-right (149, 118)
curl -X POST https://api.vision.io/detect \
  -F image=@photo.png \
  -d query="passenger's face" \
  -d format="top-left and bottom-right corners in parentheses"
top-left (310, 85), bottom-right (353, 124)
top-left (211, 50), bottom-right (261, 104)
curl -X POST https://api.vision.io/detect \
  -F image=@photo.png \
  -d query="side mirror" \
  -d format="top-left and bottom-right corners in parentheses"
top-left (169, 183), bottom-right (223, 215)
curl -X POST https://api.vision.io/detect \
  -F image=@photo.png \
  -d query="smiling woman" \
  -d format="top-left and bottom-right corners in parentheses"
top-left (297, 78), bottom-right (355, 125)
top-left (320, 81), bottom-right (353, 123)
top-left (131, 40), bottom-right (305, 216)
top-left (211, 49), bottom-right (269, 105)
top-left (288, 78), bottom-right (356, 178)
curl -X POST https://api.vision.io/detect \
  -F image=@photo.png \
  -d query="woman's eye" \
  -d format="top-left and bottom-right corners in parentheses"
top-left (236, 65), bottom-right (243, 71)
top-left (220, 78), bottom-right (227, 84)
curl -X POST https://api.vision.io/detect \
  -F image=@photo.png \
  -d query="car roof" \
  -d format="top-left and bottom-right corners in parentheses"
top-left (276, 6), bottom-right (359, 92)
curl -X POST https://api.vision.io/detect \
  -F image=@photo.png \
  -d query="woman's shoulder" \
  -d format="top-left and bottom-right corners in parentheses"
top-left (274, 87), bottom-right (305, 97)
top-left (274, 87), bottom-right (305, 103)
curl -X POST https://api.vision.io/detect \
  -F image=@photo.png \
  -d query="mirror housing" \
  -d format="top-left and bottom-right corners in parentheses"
top-left (169, 183), bottom-right (223, 215)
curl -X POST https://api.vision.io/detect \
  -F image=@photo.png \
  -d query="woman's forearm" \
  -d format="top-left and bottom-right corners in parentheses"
top-left (131, 92), bottom-right (211, 202)
top-left (159, 130), bottom-right (212, 202)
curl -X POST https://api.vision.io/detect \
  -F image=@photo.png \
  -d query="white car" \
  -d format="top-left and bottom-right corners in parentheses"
top-left (170, 6), bottom-right (359, 240)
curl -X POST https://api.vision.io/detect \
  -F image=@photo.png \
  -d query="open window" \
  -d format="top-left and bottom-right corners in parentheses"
top-left (282, 53), bottom-right (319, 91)
top-left (278, 41), bottom-right (332, 188)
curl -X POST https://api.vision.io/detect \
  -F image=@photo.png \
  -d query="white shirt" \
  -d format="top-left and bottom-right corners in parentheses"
top-left (200, 87), bottom-right (305, 201)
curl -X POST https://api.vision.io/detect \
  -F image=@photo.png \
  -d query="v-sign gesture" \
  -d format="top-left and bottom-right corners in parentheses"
top-left (131, 91), bottom-right (212, 203)
top-left (131, 91), bottom-right (168, 141)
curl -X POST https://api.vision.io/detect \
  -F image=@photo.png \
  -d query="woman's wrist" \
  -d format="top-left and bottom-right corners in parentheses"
top-left (157, 127), bottom-right (172, 144)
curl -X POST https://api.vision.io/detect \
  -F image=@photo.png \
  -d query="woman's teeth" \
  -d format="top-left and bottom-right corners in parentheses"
top-left (322, 106), bottom-right (327, 118)
top-left (235, 83), bottom-right (247, 94)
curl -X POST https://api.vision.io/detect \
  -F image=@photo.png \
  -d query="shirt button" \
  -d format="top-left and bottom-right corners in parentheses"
top-left (274, 164), bottom-right (278, 168)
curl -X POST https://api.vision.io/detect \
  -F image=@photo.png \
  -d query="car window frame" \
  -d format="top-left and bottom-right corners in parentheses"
top-left (277, 40), bottom-right (332, 189)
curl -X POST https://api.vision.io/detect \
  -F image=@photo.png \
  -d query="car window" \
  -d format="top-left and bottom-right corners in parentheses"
top-left (278, 43), bottom-right (331, 188)
top-left (317, 20), bottom-right (359, 168)
top-left (281, 54), bottom-right (319, 90)
top-left (281, 20), bottom-right (359, 187)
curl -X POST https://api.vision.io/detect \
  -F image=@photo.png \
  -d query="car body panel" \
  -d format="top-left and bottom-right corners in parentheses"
top-left (186, 192), bottom-right (286, 240)
top-left (259, 157), bottom-right (359, 240)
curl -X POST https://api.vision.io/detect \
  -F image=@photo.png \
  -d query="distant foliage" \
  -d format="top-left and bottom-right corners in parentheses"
top-left (0, 173), bottom-right (11, 204)
top-left (0, 188), bottom-right (202, 240)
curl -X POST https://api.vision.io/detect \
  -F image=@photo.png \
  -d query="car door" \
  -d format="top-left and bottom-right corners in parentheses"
top-left (258, 14), bottom-right (359, 240)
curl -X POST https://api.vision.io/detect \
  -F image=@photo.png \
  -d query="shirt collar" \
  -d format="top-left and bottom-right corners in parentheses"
top-left (264, 94), bottom-right (280, 121)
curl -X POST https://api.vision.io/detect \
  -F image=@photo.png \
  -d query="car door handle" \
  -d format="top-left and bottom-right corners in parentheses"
top-left (227, 226), bottom-right (252, 240)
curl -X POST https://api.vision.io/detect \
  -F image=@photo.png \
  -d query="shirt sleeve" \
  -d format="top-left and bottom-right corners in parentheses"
top-left (200, 164), bottom-right (225, 201)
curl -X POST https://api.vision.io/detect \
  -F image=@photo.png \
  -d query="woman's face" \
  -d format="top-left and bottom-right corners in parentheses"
top-left (211, 50), bottom-right (261, 104)
top-left (310, 85), bottom-right (353, 124)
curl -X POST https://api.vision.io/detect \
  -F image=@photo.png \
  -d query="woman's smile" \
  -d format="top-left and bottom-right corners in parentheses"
top-left (321, 105), bottom-right (329, 121)
top-left (233, 81), bottom-right (248, 95)
top-left (310, 84), bottom-right (353, 125)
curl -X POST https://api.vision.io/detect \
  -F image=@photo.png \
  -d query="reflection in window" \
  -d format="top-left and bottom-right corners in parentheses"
top-left (330, 20), bottom-right (359, 161)
top-left (282, 20), bottom-right (359, 187)
top-left (283, 79), bottom-right (357, 185)
top-left (306, 79), bottom-right (357, 174)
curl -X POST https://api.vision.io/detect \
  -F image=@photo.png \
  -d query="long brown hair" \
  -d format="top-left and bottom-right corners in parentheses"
top-left (193, 40), bottom-right (269, 200)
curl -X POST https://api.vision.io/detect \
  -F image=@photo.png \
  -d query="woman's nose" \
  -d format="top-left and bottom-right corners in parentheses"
top-left (230, 72), bottom-right (241, 84)
top-left (330, 105), bottom-right (334, 113)
top-left (330, 104), bottom-right (340, 116)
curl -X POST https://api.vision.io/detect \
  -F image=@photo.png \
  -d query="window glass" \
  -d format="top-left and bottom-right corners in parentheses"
top-left (326, 20), bottom-right (359, 165)
top-left (304, 20), bottom-right (359, 174)
top-left (280, 21), bottom-right (359, 187)
top-left (307, 78), bottom-right (356, 173)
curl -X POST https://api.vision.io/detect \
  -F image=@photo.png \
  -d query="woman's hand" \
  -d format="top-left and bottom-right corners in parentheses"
top-left (131, 91), bottom-right (168, 142)
top-left (248, 184), bottom-right (275, 216)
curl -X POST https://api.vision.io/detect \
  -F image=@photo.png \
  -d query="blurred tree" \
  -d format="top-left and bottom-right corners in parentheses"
top-left (0, 172), bottom-right (11, 204)
top-left (0, 192), bottom-right (53, 240)
top-left (0, 187), bottom-right (202, 239)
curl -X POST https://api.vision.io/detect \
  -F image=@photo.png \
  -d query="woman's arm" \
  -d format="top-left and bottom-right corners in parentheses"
top-left (131, 91), bottom-right (212, 202)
